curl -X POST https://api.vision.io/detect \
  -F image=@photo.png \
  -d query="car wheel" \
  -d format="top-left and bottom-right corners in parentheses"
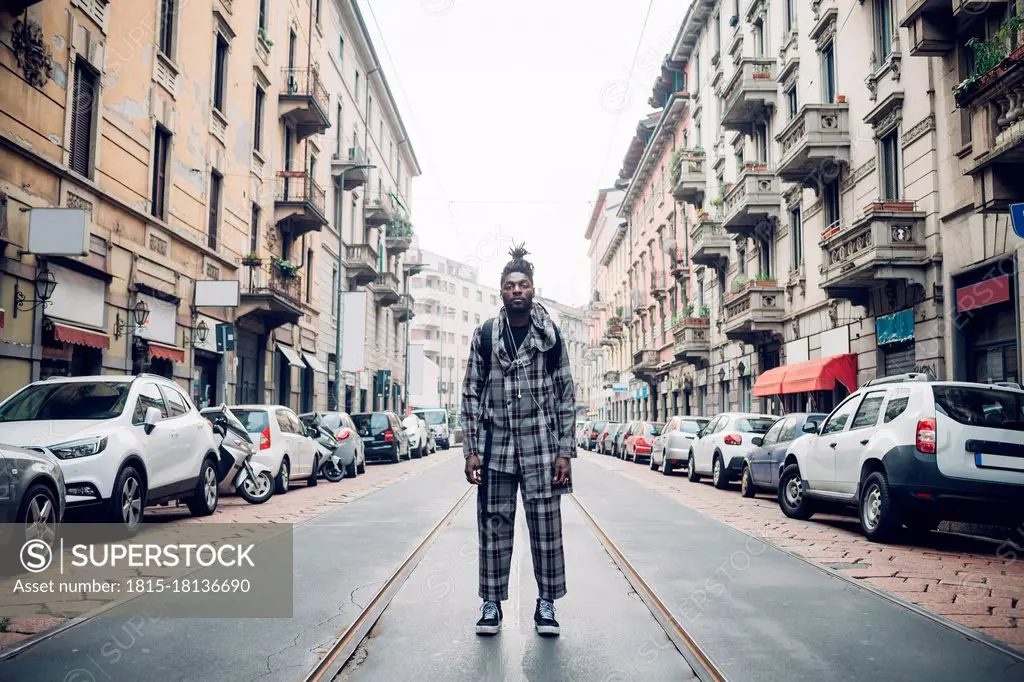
top-left (649, 454), bottom-right (658, 470)
top-left (662, 458), bottom-right (673, 476)
top-left (687, 453), bottom-right (700, 482)
top-left (860, 471), bottom-right (902, 542)
top-left (392, 445), bottom-right (401, 464)
top-left (345, 458), bottom-right (358, 478)
top-left (357, 454), bottom-right (366, 474)
top-left (741, 466), bottom-right (756, 498)
top-left (778, 464), bottom-right (814, 520)
top-left (187, 457), bottom-right (219, 517)
top-left (109, 465), bottom-right (145, 533)
top-left (307, 455), bottom-right (319, 486)
top-left (712, 455), bottom-right (730, 490)
top-left (17, 482), bottom-right (59, 548)
top-left (275, 458), bottom-right (291, 494)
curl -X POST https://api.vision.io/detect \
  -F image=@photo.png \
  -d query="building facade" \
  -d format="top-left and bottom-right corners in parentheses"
top-left (0, 0), bottom-right (419, 414)
top-left (588, 0), bottom-right (1019, 422)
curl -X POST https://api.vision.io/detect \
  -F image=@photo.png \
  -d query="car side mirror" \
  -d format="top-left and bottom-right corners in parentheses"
top-left (143, 407), bottom-right (162, 435)
top-left (803, 422), bottom-right (819, 434)
top-left (752, 437), bottom-right (763, 447)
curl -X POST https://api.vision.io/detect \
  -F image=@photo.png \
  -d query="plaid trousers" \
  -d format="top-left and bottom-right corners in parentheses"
top-left (477, 467), bottom-right (567, 603)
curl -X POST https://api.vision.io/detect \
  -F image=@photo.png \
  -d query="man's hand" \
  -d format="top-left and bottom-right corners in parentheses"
top-left (552, 456), bottom-right (571, 486)
top-left (465, 455), bottom-right (482, 485)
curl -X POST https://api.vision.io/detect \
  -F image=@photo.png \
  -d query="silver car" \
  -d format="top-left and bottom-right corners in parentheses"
top-left (651, 416), bottom-right (711, 475)
top-left (299, 411), bottom-right (366, 478)
top-left (1, 443), bottom-right (66, 551)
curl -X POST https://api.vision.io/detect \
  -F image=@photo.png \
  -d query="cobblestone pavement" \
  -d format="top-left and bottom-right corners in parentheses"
top-left (582, 450), bottom-right (1024, 653)
top-left (0, 449), bottom-right (459, 650)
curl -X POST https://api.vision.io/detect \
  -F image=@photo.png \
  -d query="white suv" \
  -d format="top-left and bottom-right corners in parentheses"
top-left (0, 374), bottom-right (220, 532)
top-left (779, 373), bottom-right (1024, 542)
top-left (686, 412), bottom-right (780, 488)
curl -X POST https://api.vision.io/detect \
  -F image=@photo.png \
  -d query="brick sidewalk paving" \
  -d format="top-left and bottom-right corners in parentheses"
top-left (583, 451), bottom-right (1024, 652)
top-left (0, 449), bottom-right (459, 650)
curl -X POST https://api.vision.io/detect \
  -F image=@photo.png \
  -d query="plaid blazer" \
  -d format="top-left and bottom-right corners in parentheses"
top-left (461, 303), bottom-right (577, 501)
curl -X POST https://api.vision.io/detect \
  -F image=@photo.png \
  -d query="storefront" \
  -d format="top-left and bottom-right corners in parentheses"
top-left (40, 263), bottom-right (110, 379)
top-left (953, 265), bottom-right (1020, 385)
top-left (876, 308), bottom-right (917, 377)
top-left (132, 291), bottom-right (184, 379)
top-left (276, 343), bottom-right (306, 408)
top-left (191, 314), bottom-right (225, 409)
top-left (301, 351), bottom-right (328, 413)
top-left (235, 327), bottom-right (265, 404)
top-left (753, 353), bottom-right (857, 415)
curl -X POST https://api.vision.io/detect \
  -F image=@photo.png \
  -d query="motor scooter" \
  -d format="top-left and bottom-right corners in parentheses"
top-left (306, 416), bottom-right (345, 483)
top-left (208, 404), bottom-right (275, 504)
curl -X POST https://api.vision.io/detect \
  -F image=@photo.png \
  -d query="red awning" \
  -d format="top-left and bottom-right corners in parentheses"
top-left (52, 322), bottom-right (110, 350)
top-left (148, 341), bottom-right (185, 363)
top-left (752, 353), bottom-right (858, 397)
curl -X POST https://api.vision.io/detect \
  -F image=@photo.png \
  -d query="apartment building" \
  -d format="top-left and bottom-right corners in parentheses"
top-left (593, 0), bottom-right (973, 422)
top-left (320, 0), bottom-right (421, 414)
top-left (0, 0), bottom-right (419, 413)
top-left (538, 296), bottom-right (595, 417)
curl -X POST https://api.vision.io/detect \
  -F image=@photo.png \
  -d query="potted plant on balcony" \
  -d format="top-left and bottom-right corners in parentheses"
top-left (751, 272), bottom-right (777, 288)
top-left (272, 257), bottom-right (298, 279)
top-left (241, 252), bottom-right (262, 267)
top-left (699, 304), bottom-right (711, 319)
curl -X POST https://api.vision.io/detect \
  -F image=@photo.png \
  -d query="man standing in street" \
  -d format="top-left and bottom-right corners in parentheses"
top-left (461, 243), bottom-right (577, 638)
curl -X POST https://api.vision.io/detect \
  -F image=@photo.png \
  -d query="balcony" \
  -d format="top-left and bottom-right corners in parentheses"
top-left (775, 104), bottom-right (851, 186)
top-left (331, 141), bottom-right (370, 190)
top-left (670, 150), bottom-right (707, 205)
top-left (722, 280), bottom-right (785, 343)
top-left (819, 202), bottom-right (930, 306)
top-left (631, 349), bottom-right (660, 378)
top-left (721, 58), bottom-right (778, 134)
top-left (689, 218), bottom-right (731, 269)
top-left (279, 67), bottom-right (330, 141)
top-left (672, 318), bottom-right (711, 368)
top-left (603, 370), bottom-right (619, 383)
top-left (367, 273), bottom-right (401, 307)
top-left (274, 171), bottom-right (328, 238)
top-left (5, 0), bottom-right (43, 13)
top-left (385, 219), bottom-right (414, 254)
top-left (342, 244), bottom-right (379, 286)
top-left (392, 294), bottom-right (415, 322)
top-left (650, 272), bottom-right (668, 301)
top-left (900, 0), bottom-right (1008, 57)
top-left (236, 262), bottom-right (304, 331)
top-left (364, 190), bottom-right (394, 227)
top-left (722, 167), bottom-right (782, 239)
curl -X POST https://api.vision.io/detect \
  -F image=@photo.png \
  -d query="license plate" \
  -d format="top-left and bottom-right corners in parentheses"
top-left (975, 453), bottom-right (1024, 471)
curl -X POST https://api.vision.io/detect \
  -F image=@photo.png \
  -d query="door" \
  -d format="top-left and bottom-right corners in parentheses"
top-left (693, 415), bottom-right (722, 472)
top-left (806, 395), bottom-right (863, 492)
top-left (132, 382), bottom-right (176, 490)
top-left (656, 418), bottom-right (677, 464)
top-left (274, 408), bottom-right (299, 475)
top-left (157, 384), bottom-right (202, 486)
top-left (832, 390), bottom-right (888, 495)
top-left (235, 330), bottom-right (263, 404)
top-left (752, 418), bottom-right (789, 486)
top-left (770, 416), bottom-right (801, 488)
top-left (285, 408), bottom-right (313, 476)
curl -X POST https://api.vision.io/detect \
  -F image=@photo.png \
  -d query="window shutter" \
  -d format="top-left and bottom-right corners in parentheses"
top-left (70, 62), bottom-right (95, 176)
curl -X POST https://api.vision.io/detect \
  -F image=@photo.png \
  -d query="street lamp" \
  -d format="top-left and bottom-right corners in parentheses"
top-left (114, 299), bottom-right (151, 340)
top-left (334, 162), bottom-right (376, 412)
top-left (13, 267), bottom-right (58, 318)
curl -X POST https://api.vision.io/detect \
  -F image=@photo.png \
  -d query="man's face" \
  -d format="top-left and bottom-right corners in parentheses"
top-left (501, 272), bottom-right (534, 314)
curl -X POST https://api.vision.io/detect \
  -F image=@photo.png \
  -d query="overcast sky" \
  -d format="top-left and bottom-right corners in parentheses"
top-left (357, 0), bottom-right (686, 308)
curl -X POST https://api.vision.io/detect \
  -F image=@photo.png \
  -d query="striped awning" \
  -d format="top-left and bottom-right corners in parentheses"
top-left (51, 321), bottom-right (110, 350)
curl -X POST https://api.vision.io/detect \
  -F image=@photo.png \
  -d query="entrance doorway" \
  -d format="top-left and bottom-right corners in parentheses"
top-left (194, 350), bottom-right (220, 409)
top-left (235, 329), bottom-right (265, 404)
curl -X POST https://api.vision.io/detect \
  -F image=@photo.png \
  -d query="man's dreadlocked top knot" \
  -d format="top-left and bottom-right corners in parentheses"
top-left (501, 241), bottom-right (534, 282)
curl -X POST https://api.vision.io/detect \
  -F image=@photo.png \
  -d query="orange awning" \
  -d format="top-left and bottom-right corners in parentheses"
top-left (752, 353), bottom-right (858, 397)
top-left (52, 322), bottom-right (110, 350)
top-left (148, 341), bottom-right (185, 363)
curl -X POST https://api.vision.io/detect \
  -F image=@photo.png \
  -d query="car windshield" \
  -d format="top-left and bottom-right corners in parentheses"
top-left (0, 381), bottom-right (131, 422)
top-left (353, 413), bottom-right (390, 436)
top-left (416, 411), bottom-right (447, 426)
top-left (680, 419), bottom-right (708, 434)
top-left (736, 417), bottom-right (777, 434)
top-left (933, 386), bottom-right (1024, 431)
top-left (230, 409), bottom-right (271, 433)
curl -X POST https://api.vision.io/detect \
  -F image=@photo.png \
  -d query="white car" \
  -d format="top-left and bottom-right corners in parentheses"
top-left (402, 413), bottom-right (430, 458)
top-left (686, 412), bottom-right (779, 489)
top-left (0, 374), bottom-right (220, 532)
top-left (226, 405), bottom-right (319, 493)
top-left (413, 408), bottom-right (450, 449)
top-left (779, 374), bottom-right (1024, 542)
top-left (650, 416), bottom-right (710, 475)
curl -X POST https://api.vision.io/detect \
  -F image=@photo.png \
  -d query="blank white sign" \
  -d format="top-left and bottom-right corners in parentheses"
top-left (28, 209), bottom-right (90, 256)
top-left (194, 280), bottom-right (239, 308)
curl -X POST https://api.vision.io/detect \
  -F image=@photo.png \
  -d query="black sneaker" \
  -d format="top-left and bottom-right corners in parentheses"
top-left (476, 600), bottom-right (502, 635)
top-left (534, 598), bottom-right (559, 637)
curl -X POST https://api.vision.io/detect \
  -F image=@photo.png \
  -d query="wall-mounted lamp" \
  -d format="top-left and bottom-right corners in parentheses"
top-left (13, 267), bottom-right (57, 318)
top-left (183, 319), bottom-right (209, 347)
top-left (114, 299), bottom-right (151, 340)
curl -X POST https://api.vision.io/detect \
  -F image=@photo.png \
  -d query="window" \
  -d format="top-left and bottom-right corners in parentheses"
top-left (753, 20), bottom-right (766, 57)
top-left (70, 58), bottom-right (98, 177)
top-left (315, 0), bottom-right (321, 24)
top-left (253, 84), bottom-right (265, 152)
top-left (786, 86), bottom-right (798, 119)
top-left (754, 122), bottom-right (769, 163)
top-left (0, 381), bottom-right (130, 422)
top-left (159, 385), bottom-right (189, 418)
top-left (850, 392), bottom-right (886, 430)
top-left (462, 311), bottom-right (468, 322)
top-left (335, 103), bottom-right (343, 156)
top-left (208, 170), bottom-right (222, 249)
top-left (758, 237), bottom-right (774, 278)
top-left (933, 386), bottom-right (1024, 431)
top-left (355, 70), bottom-right (360, 101)
top-left (821, 395), bottom-right (860, 434)
top-left (462, 286), bottom-right (469, 298)
top-left (339, 35), bottom-right (345, 63)
top-left (151, 127), bottom-right (171, 219)
top-left (790, 207), bottom-right (803, 269)
top-left (777, 416), bottom-right (799, 442)
top-left (823, 178), bottom-right (841, 229)
top-left (884, 395), bottom-right (909, 422)
top-left (737, 245), bottom-right (746, 275)
top-left (880, 130), bottom-right (900, 200)
top-left (258, 0), bottom-right (267, 29)
top-left (306, 248), bottom-right (314, 301)
top-left (785, 0), bottom-right (795, 32)
top-left (714, 13), bottom-right (721, 51)
top-left (250, 202), bottom-right (260, 253)
top-left (875, 0), bottom-right (894, 61)
top-left (822, 42), bottom-right (837, 103)
top-left (133, 383), bottom-right (168, 424)
top-left (159, 0), bottom-right (177, 57)
top-left (761, 419), bottom-right (786, 447)
top-left (330, 268), bottom-right (338, 315)
top-left (213, 34), bottom-right (228, 113)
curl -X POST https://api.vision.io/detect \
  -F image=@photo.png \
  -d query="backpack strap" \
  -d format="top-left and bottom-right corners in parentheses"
top-left (546, 324), bottom-right (562, 377)
top-left (479, 318), bottom-right (495, 379)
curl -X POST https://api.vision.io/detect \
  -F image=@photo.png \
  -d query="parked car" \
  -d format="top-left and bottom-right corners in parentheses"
top-left (604, 423), bottom-right (626, 456)
top-left (402, 413), bottom-right (430, 458)
top-left (650, 416), bottom-right (711, 474)
top-left (0, 374), bottom-right (220, 532)
top-left (577, 420), bottom-right (591, 448)
top-left (779, 374), bottom-right (1024, 542)
top-left (596, 422), bottom-right (620, 455)
top-left (687, 412), bottom-right (779, 489)
top-left (412, 408), bottom-right (450, 449)
top-left (298, 411), bottom-right (366, 478)
top-left (222, 405), bottom-right (319, 494)
top-left (614, 421), bottom-right (638, 458)
top-left (585, 420), bottom-right (607, 451)
top-left (740, 412), bottom-right (827, 497)
top-left (352, 411), bottom-right (410, 463)
top-left (575, 420), bottom-right (586, 446)
top-left (0, 442), bottom-right (66, 552)
top-left (625, 421), bottom-right (664, 464)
